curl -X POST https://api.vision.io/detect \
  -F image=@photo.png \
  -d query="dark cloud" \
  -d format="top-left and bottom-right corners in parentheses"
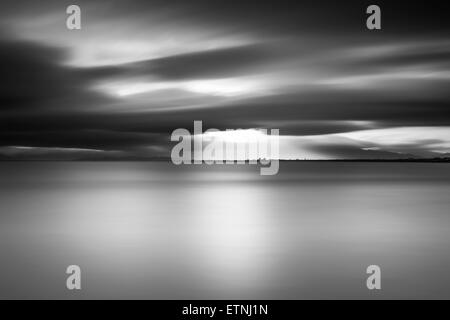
top-left (0, 39), bottom-right (69, 111)
top-left (0, 39), bottom-right (114, 114)
top-left (86, 44), bottom-right (277, 80)
top-left (0, 0), bottom-right (449, 159)
top-left (97, 0), bottom-right (450, 36)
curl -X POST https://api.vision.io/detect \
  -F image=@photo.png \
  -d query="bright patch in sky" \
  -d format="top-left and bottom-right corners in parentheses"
top-left (202, 129), bottom-right (268, 143)
top-left (109, 77), bottom-right (269, 98)
top-left (337, 127), bottom-right (450, 149)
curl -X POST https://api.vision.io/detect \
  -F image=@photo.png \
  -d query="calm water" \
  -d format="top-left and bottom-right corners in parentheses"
top-left (0, 161), bottom-right (449, 299)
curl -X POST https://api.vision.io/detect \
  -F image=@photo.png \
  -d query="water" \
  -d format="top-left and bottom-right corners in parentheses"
top-left (0, 161), bottom-right (449, 299)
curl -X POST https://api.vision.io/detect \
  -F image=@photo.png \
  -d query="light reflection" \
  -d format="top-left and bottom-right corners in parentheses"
top-left (185, 184), bottom-right (276, 293)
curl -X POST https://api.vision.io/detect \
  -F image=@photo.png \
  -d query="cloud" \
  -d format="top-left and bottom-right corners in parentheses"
top-left (0, 38), bottom-right (115, 114)
top-left (0, 0), bottom-right (449, 160)
top-left (86, 44), bottom-right (276, 80)
top-left (337, 126), bottom-right (450, 156)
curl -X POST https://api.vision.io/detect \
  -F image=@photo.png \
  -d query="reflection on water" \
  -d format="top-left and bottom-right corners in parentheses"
top-left (0, 162), bottom-right (449, 299)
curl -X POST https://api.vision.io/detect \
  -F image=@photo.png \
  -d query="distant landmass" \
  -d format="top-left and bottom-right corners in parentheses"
top-left (0, 155), bottom-right (449, 162)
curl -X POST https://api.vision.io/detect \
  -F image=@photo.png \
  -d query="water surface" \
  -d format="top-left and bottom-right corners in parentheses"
top-left (0, 162), bottom-right (449, 299)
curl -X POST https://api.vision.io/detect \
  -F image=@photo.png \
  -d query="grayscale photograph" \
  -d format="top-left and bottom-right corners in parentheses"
top-left (0, 0), bottom-right (449, 302)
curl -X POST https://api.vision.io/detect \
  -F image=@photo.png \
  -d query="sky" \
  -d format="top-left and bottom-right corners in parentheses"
top-left (0, 0), bottom-right (449, 160)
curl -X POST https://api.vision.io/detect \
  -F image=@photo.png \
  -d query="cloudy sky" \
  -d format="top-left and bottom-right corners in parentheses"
top-left (1, 0), bottom-right (449, 160)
